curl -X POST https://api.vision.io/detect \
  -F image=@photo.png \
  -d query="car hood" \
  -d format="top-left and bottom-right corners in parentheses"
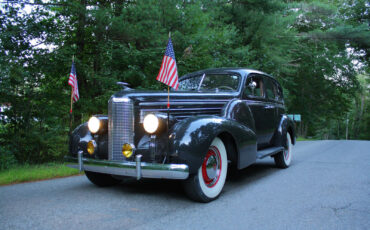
top-left (111, 89), bottom-right (239, 120)
top-left (112, 89), bottom-right (239, 104)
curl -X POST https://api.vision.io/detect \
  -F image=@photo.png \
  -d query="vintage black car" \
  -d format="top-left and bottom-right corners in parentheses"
top-left (66, 68), bottom-right (295, 202)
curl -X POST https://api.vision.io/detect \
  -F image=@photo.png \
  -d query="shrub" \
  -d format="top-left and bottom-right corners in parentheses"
top-left (0, 146), bottom-right (17, 171)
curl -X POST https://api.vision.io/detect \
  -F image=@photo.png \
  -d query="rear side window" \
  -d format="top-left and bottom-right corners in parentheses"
top-left (264, 77), bottom-right (276, 100)
top-left (275, 83), bottom-right (284, 102)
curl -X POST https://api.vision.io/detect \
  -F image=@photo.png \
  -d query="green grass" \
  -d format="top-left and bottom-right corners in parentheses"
top-left (296, 136), bottom-right (318, 141)
top-left (0, 163), bottom-right (82, 186)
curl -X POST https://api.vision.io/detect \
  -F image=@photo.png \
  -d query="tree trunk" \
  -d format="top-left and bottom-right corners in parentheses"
top-left (74, 0), bottom-right (86, 122)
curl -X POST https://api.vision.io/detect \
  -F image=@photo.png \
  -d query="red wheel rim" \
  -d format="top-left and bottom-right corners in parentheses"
top-left (201, 146), bottom-right (222, 188)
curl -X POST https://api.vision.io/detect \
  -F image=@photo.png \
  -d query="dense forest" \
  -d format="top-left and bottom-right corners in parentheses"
top-left (0, 0), bottom-right (369, 169)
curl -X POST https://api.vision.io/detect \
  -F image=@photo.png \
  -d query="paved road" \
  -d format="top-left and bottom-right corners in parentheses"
top-left (1, 140), bottom-right (369, 230)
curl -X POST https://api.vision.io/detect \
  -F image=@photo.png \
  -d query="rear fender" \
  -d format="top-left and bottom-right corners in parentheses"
top-left (272, 115), bottom-right (296, 148)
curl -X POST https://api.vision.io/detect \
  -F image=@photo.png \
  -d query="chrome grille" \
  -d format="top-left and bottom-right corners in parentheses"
top-left (108, 97), bottom-right (134, 161)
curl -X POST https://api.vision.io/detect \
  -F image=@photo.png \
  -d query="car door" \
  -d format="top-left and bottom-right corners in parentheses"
top-left (269, 80), bottom-right (286, 142)
top-left (242, 74), bottom-right (270, 147)
top-left (263, 76), bottom-right (279, 145)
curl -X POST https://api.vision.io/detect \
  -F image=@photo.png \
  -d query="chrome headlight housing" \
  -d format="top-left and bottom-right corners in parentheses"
top-left (88, 116), bottom-right (100, 134)
top-left (143, 114), bottom-right (159, 134)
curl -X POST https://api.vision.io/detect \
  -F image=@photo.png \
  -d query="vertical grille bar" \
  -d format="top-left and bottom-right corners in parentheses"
top-left (108, 97), bottom-right (134, 161)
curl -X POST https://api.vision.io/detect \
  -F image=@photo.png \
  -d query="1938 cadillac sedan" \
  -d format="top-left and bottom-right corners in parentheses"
top-left (65, 68), bottom-right (295, 202)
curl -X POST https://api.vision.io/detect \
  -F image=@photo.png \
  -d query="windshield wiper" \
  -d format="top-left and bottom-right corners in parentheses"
top-left (197, 73), bottom-right (206, 91)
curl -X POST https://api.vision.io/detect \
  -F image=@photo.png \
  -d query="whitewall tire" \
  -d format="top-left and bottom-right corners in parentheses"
top-left (274, 132), bottom-right (293, 168)
top-left (183, 137), bottom-right (228, 202)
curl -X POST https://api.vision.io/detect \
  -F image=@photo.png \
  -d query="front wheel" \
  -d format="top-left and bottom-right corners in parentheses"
top-left (183, 137), bottom-right (228, 202)
top-left (85, 171), bottom-right (121, 187)
top-left (274, 132), bottom-right (293, 168)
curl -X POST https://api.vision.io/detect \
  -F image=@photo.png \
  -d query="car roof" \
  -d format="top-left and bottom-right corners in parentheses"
top-left (179, 67), bottom-right (275, 80)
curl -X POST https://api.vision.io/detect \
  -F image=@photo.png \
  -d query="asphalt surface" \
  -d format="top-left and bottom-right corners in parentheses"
top-left (1, 140), bottom-right (369, 230)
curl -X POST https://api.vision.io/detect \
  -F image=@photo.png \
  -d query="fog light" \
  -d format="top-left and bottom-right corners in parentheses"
top-left (87, 140), bottom-right (96, 155)
top-left (122, 143), bottom-right (134, 158)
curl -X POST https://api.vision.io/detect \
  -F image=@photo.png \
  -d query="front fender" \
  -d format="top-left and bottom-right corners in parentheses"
top-left (69, 116), bottom-right (109, 159)
top-left (69, 122), bottom-right (93, 156)
top-left (169, 116), bottom-right (257, 174)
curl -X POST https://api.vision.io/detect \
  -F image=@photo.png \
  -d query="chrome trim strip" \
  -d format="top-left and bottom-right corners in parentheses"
top-left (141, 107), bottom-right (223, 112)
top-left (139, 108), bottom-right (222, 122)
top-left (139, 101), bottom-right (229, 106)
top-left (112, 97), bottom-right (130, 102)
top-left (65, 156), bottom-right (189, 180)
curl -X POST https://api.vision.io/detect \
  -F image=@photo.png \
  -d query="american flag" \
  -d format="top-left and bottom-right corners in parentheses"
top-left (68, 61), bottom-right (79, 103)
top-left (156, 38), bottom-right (179, 90)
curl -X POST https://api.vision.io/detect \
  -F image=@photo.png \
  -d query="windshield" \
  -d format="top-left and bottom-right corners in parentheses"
top-left (178, 74), bottom-right (240, 91)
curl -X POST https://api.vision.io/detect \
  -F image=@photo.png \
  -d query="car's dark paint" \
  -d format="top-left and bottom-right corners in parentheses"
top-left (69, 121), bottom-right (110, 160)
top-left (221, 99), bottom-right (257, 169)
top-left (69, 123), bottom-right (92, 157)
top-left (271, 115), bottom-right (296, 148)
top-left (241, 73), bottom-right (286, 148)
top-left (69, 68), bottom-right (295, 174)
top-left (167, 115), bottom-right (256, 173)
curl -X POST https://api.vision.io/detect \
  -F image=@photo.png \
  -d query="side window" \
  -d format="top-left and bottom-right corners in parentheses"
top-left (264, 77), bottom-right (276, 100)
top-left (275, 83), bottom-right (284, 102)
top-left (244, 76), bottom-right (264, 98)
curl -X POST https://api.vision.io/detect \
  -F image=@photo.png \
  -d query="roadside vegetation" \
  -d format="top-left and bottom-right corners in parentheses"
top-left (296, 136), bottom-right (318, 141)
top-left (0, 163), bottom-right (81, 186)
top-left (0, 1), bottom-right (368, 174)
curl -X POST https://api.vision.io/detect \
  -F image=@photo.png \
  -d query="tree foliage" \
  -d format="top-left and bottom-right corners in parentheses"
top-left (0, 0), bottom-right (368, 167)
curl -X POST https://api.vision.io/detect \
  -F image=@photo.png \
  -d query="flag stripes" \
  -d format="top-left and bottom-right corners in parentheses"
top-left (156, 38), bottom-right (179, 90)
top-left (68, 61), bottom-right (79, 103)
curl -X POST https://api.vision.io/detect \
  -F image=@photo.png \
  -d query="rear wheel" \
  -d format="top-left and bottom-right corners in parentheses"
top-left (274, 132), bottom-right (293, 168)
top-left (85, 171), bottom-right (121, 187)
top-left (183, 137), bottom-right (228, 202)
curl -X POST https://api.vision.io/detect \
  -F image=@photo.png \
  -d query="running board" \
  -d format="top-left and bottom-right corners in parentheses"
top-left (257, 146), bottom-right (284, 159)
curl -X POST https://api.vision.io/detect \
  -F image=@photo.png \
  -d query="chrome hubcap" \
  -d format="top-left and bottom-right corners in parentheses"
top-left (202, 146), bottom-right (222, 188)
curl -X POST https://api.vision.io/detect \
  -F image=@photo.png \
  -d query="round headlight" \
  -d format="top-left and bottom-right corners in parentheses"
top-left (88, 116), bottom-right (100, 134)
top-left (143, 114), bottom-right (159, 134)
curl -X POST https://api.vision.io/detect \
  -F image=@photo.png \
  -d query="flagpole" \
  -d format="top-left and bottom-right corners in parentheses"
top-left (69, 55), bottom-right (74, 136)
top-left (166, 33), bottom-right (171, 164)
top-left (167, 32), bottom-right (171, 111)
top-left (69, 89), bottom-right (73, 136)
top-left (167, 32), bottom-right (171, 110)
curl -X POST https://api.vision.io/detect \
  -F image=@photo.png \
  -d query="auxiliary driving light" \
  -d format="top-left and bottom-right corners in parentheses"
top-left (87, 140), bottom-right (97, 155)
top-left (122, 143), bottom-right (134, 158)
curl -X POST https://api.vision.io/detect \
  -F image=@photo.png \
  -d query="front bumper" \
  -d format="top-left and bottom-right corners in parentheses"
top-left (64, 152), bottom-right (189, 180)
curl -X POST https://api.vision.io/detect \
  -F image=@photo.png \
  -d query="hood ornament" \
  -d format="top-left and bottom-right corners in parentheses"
top-left (117, 82), bottom-right (132, 90)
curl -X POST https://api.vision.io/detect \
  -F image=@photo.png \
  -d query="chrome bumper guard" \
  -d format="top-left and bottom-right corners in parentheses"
top-left (65, 152), bottom-right (189, 180)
